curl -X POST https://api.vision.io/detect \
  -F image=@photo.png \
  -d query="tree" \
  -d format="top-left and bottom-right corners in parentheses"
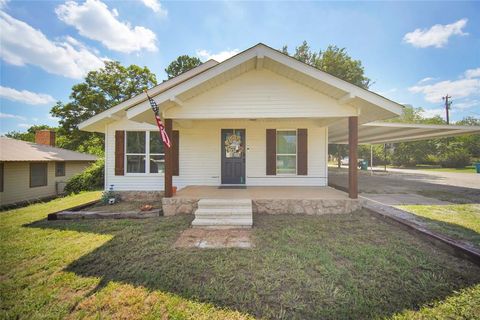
top-left (5, 125), bottom-right (56, 142)
top-left (282, 41), bottom-right (371, 89)
top-left (165, 55), bottom-right (201, 79)
top-left (51, 61), bottom-right (157, 154)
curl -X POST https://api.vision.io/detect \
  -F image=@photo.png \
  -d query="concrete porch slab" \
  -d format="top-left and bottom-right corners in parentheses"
top-left (173, 228), bottom-right (253, 249)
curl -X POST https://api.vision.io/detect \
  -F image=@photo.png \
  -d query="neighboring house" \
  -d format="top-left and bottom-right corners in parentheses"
top-left (0, 130), bottom-right (97, 207)
top-left (79, 43), bottom-right (480, 204)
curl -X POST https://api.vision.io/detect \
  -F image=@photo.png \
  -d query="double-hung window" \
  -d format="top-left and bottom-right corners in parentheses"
top-left (125, 131), bottom-right (164, 174)
top-left (276, 130), bottom-right (297, 174)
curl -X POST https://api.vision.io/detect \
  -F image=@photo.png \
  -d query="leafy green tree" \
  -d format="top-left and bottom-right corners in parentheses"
top-left (5, 125), bottom-right (56, 142)
top-left (455, 117), bottom-right (480, 159)
top-left (282, 41), bottom-right (371, 89)
top-left (51, 61), bottom-right (157, 154)
top-left (165, 55), bottom-right (201, 79)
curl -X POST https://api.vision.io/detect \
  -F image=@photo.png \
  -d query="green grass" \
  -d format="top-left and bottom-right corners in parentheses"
top-left (398, 204), bottom-right (480, 248)
top-left (1, 194), bottom-right (480, 319)
top-left (394, 165), bottom-right (477, 173)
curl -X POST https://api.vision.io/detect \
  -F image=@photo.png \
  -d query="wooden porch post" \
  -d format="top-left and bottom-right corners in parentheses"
top-left (348, 116), bottom-right (358, 199)
top-left (164, 118), bottom-right (173, 198)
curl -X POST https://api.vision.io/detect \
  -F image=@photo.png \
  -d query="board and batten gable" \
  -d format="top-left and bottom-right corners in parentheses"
top-left (165, 69), bottom-right (357, 119)
top-left (105, 118), bottom-right (328, 191)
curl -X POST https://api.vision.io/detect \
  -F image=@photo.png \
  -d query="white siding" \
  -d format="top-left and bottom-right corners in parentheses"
top-left (0, 161), bottom-right (92, 206)
top-left (167, 69), bottom-right (356, 119)
top-left (105, 118), bottom-right (328, 191)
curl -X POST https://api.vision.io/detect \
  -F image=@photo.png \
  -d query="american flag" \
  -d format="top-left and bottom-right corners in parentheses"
top-left (145, 90), bottom-right (171, 148)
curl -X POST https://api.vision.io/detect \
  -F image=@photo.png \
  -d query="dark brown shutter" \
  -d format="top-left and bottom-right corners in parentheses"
top-left (115, 130), bottom-right (125, 176)
top-left (172, 130), bottom-right (179, 176)
top-left (297, 129), bottom-right (308, 175)
top-left (266, 129), bottom-right (276, 175)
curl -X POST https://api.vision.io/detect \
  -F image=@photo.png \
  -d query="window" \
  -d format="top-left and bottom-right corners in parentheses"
top-left (276, 130), bottom-right (297, 174)
top-left (149, 132), bottom-right (165, 173)
top-left (125, 131), bottom-right (165, 174)
top-left (55, 162), bottom-right (65, 177)
top-left (30, 163), bottom-right (47, 187)
top-left (0, 162), bottom-right (3, 192)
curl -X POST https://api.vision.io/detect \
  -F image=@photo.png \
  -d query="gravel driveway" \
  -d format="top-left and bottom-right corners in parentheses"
top-left (328, 167), bottom-right (480, 204)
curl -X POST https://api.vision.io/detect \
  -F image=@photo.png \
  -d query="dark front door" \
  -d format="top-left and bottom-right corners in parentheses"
top-left (221, 129), bottom-right (246, 184)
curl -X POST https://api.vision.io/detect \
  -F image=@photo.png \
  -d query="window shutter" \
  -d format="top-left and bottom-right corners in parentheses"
top-left (266, 129), bottom-right (276, 175)
top-left (172, 130), bottom-right (179, 176)
top-left (115, 130), bottom-right (125, 176)
top-left (297, 128), bottom-right (308, 175)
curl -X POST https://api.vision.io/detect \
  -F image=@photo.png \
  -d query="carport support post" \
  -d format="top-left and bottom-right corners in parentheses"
top-left (348, 116), bottom-right (358, 199)
top-left (164, 118), bottom-right (173, 198)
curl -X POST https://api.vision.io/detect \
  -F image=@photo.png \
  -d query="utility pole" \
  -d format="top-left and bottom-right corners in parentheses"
top-left (442, 95), bottom-right (452, 124)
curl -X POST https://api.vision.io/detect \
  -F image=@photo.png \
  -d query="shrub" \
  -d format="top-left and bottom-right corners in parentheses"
top-left (65, 159), bottom-right (104, 194)
top-left (438, 147), bottom-right (471, 168)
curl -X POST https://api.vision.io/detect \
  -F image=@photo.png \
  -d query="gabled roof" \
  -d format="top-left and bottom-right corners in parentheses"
top-left (79, 43), bottom-right (404, 132)
top-left (78, 59), bottom-right (219, 132)
top-left (0, 137), bottom-right (98, 162)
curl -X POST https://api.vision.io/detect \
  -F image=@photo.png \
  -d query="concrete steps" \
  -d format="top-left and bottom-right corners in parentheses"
top-left (192, 199), bottom-right (253, 228)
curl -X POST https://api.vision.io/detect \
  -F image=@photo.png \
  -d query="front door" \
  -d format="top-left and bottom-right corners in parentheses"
top-left (221, 129), bottom-right (246, 184)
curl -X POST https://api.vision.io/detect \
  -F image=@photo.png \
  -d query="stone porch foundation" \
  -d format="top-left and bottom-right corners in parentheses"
top-left (162, 197), bottom-right (362, 216)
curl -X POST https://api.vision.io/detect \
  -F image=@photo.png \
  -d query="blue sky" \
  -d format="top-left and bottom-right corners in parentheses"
top-left (1, 0), bottom-right (479, 134)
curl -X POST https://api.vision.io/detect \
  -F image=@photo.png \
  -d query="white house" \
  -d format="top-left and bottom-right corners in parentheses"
top-left (79, 43), bottom-right (479, 224)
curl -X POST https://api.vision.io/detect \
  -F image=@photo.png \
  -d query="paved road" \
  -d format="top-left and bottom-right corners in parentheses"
top-left (328, 167), bottom-right (480, 204)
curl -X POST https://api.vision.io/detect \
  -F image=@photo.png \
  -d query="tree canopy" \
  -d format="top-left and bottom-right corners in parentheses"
top-left (282, 41), bottom-right (371, 89)
top-left (49, 61), bottom-right (157, 154)
top-left (165, 55), bottom-right (202, 79)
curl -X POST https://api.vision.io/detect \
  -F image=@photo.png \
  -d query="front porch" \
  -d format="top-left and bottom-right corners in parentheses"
top-left (162, 186), bottom-right (362, 216)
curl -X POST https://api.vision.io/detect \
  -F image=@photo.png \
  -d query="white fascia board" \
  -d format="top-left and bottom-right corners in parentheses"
top-left (261, 46), bottom-right (404, 116)
top-left (365, 121), bottom-right (480, 131)
top-left (78, 60), bottom-right (218, 132)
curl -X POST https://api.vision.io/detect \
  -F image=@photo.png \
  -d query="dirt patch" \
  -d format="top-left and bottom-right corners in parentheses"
top-left (81, 201), bottom-right (161, 213)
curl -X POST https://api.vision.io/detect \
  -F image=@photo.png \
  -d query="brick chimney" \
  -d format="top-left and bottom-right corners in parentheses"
top-left (35, 130), bottom-right (56, 147)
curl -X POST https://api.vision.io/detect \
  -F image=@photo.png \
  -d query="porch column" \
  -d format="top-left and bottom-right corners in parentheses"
top-left (348, 116), bottom-right (358, 199)
top-left (164, 118), bottom-right (173, 198)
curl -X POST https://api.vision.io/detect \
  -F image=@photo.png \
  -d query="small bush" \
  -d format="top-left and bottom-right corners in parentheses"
top-left (65, 159), bottom-right (104, 194)
top-left (438, 148), bottom-right (471, 168)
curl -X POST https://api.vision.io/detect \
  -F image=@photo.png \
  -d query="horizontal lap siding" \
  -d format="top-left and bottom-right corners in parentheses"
top-left (167, 69), bottom-right (356, 119)
top-left (0, 161), bottom-right (92, 206)
top-left (104, 119), bottom-right (327, 191)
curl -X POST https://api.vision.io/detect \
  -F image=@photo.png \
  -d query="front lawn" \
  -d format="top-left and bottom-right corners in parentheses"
top-left (1, 193), bottom-right (479, 319)
top-left (398, 204), bottom-right (480, 248)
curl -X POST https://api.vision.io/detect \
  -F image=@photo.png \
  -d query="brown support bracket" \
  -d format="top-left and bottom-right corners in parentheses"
top-left (348, 116), bottom-right (358, 199)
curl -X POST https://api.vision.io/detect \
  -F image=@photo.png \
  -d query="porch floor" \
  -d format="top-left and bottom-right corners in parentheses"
top-left (173, 186), bottom-right (349, 200)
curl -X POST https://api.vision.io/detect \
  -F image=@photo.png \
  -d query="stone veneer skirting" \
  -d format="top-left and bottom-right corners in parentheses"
top-left (162, 198), bottom-right (363, 216)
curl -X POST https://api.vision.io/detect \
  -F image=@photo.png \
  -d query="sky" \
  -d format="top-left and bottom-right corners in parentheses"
top-left (1, 0), bottom-right (479, 135)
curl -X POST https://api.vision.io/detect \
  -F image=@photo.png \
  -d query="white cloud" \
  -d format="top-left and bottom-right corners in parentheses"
top-left (18, 123), bottom-right (33, 128)
top-left (420, 108), bottom-right (446, 118)
top-left (418, 77), bottom-right (434, 84)
top-left (140, 0), bottom-right (167, 16)
top-left (465, 67), bottom-right (480, 79)
top-left (0, 11), bottom-right (105, 79)
top-left (0, 86), bottom-right (56, 105)
top-left (454, 99), bottom-right (480, 110)
top-left (403, 18), bottom-right (468, 48)
top-left (0, 112), bottom-right (26, 120)
top-left (409, 68), bottom-right (480, 103)
top-left (196, 49), bottom-right (240, 62)
top-left (0, 0), bottom-right (9, 9)
top-left (56, 0), bottom-right (157, 53)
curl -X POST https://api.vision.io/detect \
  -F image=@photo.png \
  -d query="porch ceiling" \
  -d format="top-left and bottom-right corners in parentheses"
top-left (329, 121), bottom-right (480, 144)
